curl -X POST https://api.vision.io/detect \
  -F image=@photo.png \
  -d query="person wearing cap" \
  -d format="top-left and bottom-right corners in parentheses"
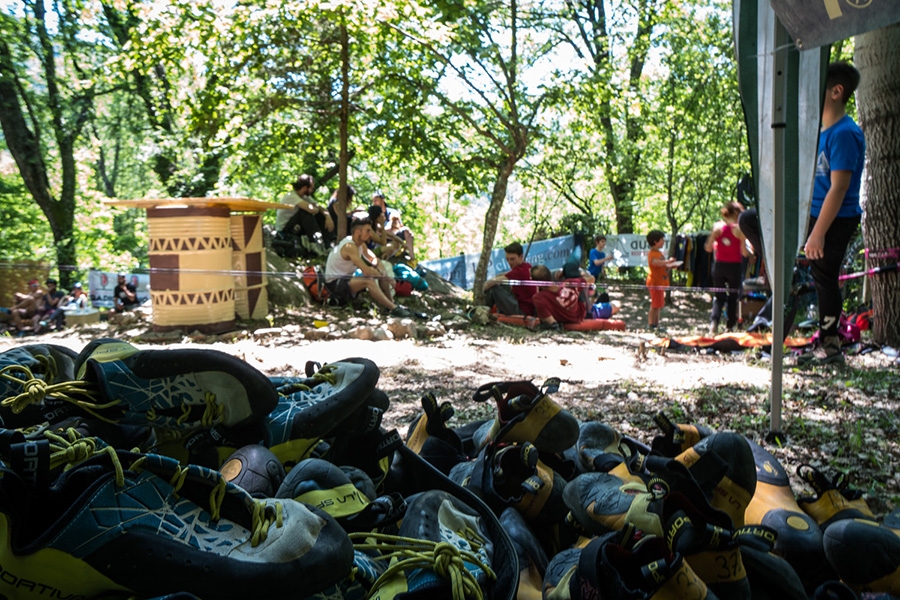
top-left (113, 274), bottom-right (139, 312)
top-left (32, 279), bottom-right (65, 333)
top-left (62, 281), bottom-right (88, 310)
top-left (8, 279), bottom-right (44, 331)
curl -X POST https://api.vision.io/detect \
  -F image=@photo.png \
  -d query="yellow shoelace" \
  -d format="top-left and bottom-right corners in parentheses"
top-left (349, 531), bottom-right (495, 600)
top-left (0, 364), bottom-right (110, 420)
top-left (277, 365), bottom-right (339, 395)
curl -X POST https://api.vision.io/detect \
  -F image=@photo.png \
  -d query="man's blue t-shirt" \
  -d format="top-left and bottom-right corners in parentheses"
top-left (811, 114), bottom-right (865, 219)
top-left (588, 248), bottom-right (606, 278)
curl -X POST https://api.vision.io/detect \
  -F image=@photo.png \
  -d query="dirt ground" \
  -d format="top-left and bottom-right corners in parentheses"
top-left (3, 279), bottom-right (899, 518)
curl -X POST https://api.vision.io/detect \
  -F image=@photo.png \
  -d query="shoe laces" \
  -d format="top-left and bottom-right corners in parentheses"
top-left (348, 531), bottom-right (495, 600)
top-left (277, 365), bottom-right (339, 395)
top-left (130, 457), bottom-right (284, 547)
top-left (144, 391), bottom-right (221, 428)
top-left (0, 364), bottom-right (108, 417)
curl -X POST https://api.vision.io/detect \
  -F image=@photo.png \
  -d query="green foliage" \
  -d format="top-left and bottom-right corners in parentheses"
top-left (0, 173), bottom-right (53, 261)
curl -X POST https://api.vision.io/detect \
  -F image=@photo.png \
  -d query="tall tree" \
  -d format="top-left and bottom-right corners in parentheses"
top-left (856, 23), bottom-right (900, 346)
top-left (552, 0), bottom-right (664, 234)
top-left (0, 1), bottom-right (100, 286)
top-left (378, 0), bottom-right (552, 304)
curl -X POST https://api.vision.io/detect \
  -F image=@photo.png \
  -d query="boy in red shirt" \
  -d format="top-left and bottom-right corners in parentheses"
top-left (482, 242), bottom-right (536, 316)
top-left (646, 230), bottom-right (680, 331)
top-left (531, 264), bottom-right (587, 331)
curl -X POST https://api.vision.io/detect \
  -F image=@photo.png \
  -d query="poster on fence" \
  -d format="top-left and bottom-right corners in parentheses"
top-left (87, 270), bottom-right (151, 308)
top-left (421, 234), bottom-right (671, 290)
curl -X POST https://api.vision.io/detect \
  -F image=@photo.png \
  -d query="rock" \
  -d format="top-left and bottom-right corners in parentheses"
top-left (347, 326), bottom-right (376, 340)
top-left (266, 249), bottom-right (313, 307)
top-left (303, 327), bottom-right (331, 340)
top-left (444, 317), bottom-right (470, 331)
top-left (387, 318), bottom-right (417, 339)
top-left (420, 321), bottom-right (446, 338)
top-left (253, 327), bottom-right (283, 339)
top-left (372, 327), bottom-right (394, 341)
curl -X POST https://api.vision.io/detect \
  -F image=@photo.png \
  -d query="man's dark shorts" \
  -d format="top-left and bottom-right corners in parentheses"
top-left (325, 278), bottom-right (354, 306)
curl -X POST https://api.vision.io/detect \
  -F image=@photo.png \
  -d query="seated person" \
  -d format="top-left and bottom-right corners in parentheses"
top-left (371, 192), bottom-right (419, 268)
top-left (324, 218), bottom-right (419, 319)
top-left (482, 242), bottom-right (536, 317)
top-left (275, 174), bottom-right (334, 258)
top-left (590, 292), bottom-right (621, 319)
top-left (113, 274), bottom-right (140, 312)
top-left (61, 281), bottom-right (88, 310)
top-left (366, 205), bottom-right (405, 261)
top-left (327, 185), bottom-right (357, 241)
top-left (32, 278), bottom-right (65, 333)
top-left (531, 264), bottom-right (587, 330)
top-left (8, 279), bottom-right (44, 331)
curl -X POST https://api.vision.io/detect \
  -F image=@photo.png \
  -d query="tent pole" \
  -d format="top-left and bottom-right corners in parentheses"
top-left (769, 18), bottom-right (788, 440)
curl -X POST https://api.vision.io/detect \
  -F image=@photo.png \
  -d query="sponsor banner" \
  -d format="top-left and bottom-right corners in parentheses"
top-left (422, 233), bottom-right (669, 290)
top-left (88, 270), bottom-right (151, 308)
top-left (769, 0), bottom-right (900, 50)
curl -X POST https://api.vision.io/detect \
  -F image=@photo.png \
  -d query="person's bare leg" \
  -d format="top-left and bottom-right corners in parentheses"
top-left (348, 277), bottom-right (395, 311)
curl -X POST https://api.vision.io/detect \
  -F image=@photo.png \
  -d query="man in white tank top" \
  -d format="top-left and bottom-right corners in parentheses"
top-left (324, 218), bottom-right (420, 319)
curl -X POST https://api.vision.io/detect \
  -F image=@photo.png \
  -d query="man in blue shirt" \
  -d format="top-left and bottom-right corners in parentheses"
top-left (803, 62), bottom-right (866, 365)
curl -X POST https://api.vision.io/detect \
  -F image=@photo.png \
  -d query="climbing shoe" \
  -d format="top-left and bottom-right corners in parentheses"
top-left (66, 338), bottom-right (278, 432)
top-left (0, 444), bottom-right (354, 600)
top-left (500, 507), bottom-right (548, 600)
top-left (0, 344), bottom-right (82, 429)
top-left (743, 439), bottom-right (833, 590)
top-left (823, 518), bottom-right (900, 596)
top-left (471, 378), bottom-right (579, 455)
top-left (650, 411), bottom-right (713, 457)
top-left (674, 431), bottom-right (757, 527)
top-left (406, 392), bottom-right (467, 475)
top-left (348, 489), bottom-right (496, 600)
top-left (219, 443), bottom-right (286, 498)
top-left (796, 463), bottom-right (875, 529)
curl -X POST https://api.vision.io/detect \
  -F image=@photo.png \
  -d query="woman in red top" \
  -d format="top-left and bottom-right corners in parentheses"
top-left (704, 201), bottom-right (748, 335)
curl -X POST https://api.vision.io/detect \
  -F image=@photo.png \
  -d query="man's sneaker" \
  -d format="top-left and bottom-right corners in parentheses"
top-left (538, 321), bottom-right (561, 332)
top-left (823, 518), bottom-right (900, 596)
top-left (389, 305), bottom-right (428, 320)
top-left (69, 339), bottom-right (278, 432)
top-left (348, 490), bottom-right (496, 600)
top-left (742, 440), bottom-right (833, 589)
top-left (471, 378), bottom-right (579, 455)
top-left (796, 335), bottom-right (845, 367)
top-left (0, 447), bottom-right (354, 600)
top-left (796, 463), bottom-right (875, 529)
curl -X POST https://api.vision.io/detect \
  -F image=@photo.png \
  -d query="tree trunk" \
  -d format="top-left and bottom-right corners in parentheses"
top-left (336, 15), bottom-right (351, 242)
top-left (856, 23), bottom-right (900, 346)
top-left (472, 155), bottom-right (518, 306)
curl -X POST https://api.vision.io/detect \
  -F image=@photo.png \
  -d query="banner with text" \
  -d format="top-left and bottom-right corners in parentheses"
top-left (422, 234), bottom-right (668, 290)
top-left (87, 270), bottom-right (151, 308)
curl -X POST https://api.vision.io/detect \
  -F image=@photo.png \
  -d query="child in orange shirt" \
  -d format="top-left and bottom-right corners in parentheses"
top-left (645, 230), bottom-right (680, 331)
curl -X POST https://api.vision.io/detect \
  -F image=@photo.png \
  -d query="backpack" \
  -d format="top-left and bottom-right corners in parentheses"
top-left (301, 266), bottom-right (330, 303)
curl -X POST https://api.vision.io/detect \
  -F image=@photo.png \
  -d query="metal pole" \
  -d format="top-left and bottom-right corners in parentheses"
top-left (769, 19), bottom-right (788, 438)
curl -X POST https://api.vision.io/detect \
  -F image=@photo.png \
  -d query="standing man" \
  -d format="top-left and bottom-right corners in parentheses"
top-left (324, 218), bottom-right (420, 319)
top-left (113, 274), bottom-right (139, 313)
top-left (275, 174), bottom-right (334, 257)
top-left (482, 242), bottom-right (536, 317)
top-left (802, 62), bottom-right (866, 365)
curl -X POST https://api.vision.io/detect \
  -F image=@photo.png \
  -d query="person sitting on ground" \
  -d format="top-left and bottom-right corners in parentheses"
top-left (31, 279), bottom-right (65, 333)
top-left (590, 292), bottom-right (621, 319)
top-left (482, 242), bottom-right (537, 317)
top-left (113, 274), bottom-right (139, 313)
top-left (530, 264), bottom-right (587, 330)
top-left (366, 205), bottom-right (405, 262)
top-left (275, 174), bottom-right (334, 258)
top-left (8, 279), bottom-right (44, 332)
top-left (588, 235), bottom-right (615, 280)
top-left (61, 281), bottom-right (88, 310)
top-left (371, 192), bottom-right (419, 269)
top-left (327, 185), bottom-right (356, 242)
top-left (324, 217), bottom-right (421, 319)
top-left (360, 205), bottom-right (397, 299)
